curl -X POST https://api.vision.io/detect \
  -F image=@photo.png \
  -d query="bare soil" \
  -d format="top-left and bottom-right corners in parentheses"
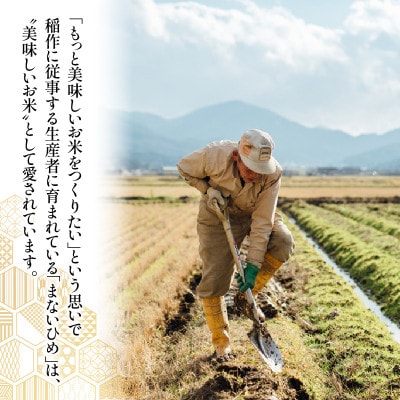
top-left (162, 256), bottom-right (314, 400)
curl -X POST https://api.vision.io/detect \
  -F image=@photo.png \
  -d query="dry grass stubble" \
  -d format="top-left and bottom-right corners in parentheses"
top-left (101, 202), bottom-right (200, 398)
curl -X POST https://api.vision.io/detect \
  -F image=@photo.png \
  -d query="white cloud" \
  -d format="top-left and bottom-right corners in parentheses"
top-left (118, 0), bottom-right (400, 134)
top-left (129, 0), bottom-right (347, 71)
top-left (341, 0), bottom-right (400, 132)
top-left (345, 0), bottom-right (400, 38)
top-left (131, 0), bottom-right (170, 39)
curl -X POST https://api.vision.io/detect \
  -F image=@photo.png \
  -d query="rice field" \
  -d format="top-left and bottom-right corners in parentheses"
top-left (100, 175), bottom-right (400, 399)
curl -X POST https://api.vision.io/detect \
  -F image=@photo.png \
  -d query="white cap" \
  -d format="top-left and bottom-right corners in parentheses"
top-left (238, 129), bottom-right (276, 174)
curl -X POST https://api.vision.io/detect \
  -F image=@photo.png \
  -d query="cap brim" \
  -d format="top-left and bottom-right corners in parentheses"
top-left (240, 154), bottom-right (277, 174)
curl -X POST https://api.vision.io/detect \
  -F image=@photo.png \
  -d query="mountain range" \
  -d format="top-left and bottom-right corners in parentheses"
top-left (103, 101), bottom-right (400, 173)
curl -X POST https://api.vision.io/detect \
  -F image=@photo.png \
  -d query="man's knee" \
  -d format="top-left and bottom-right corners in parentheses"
top-left (267, 224), bottom-right (295, 262)
top-left (197, 276), bottom-right (232, 298)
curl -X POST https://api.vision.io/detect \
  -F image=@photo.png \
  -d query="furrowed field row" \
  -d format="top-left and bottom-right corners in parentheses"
top-left (109, 204), bottom-right (197, 292)
top-left (115, 205), bottom-right (200, 328)
top-left (126, 205), bottom-right (196, 250)
top-left (321, 203), bottom-right (400, 239)
top-left (114, 215), bottom-right (197, 287)
top-left (110, 233), bottom-right (195, 292)
top-left (126, 245), bottom-right (198, 326)
top-left (102, 203), bottom-right (197, 257)
top-left (100, 203), bottom-right (177, 249)
top-left (282, 202), bottom-right (400, 323)
top-left (290, 202), bottom-right (400, 259)
top-left (103, 205), bottom-right (196, 268)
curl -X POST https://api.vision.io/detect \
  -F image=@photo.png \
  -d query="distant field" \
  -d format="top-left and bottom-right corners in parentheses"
top-left (99, 175), bottom-right (197, 198)
top-left (99, 175), bottom-right (400, 199)
top-left (281, 175), bottom-right (400, 198)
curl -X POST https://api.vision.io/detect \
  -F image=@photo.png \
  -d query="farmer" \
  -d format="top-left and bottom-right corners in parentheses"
top-left (177, 128), bottom-right (295, 361)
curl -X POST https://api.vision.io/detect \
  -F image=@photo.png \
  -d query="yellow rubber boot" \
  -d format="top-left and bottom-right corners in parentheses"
top-left (202, 296), bottom-right (231, 358)
top-left (252, 253), bottom-right (283, 296)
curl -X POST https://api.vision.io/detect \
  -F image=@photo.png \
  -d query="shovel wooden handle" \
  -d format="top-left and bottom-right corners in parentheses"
top-left (212, 199), bottom-right (260, 324)
top-left (212, 200), bottom-right (284, 372)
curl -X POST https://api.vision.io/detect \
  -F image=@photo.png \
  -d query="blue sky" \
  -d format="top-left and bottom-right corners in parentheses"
top-left (103, 0), bottom-right (400, 135)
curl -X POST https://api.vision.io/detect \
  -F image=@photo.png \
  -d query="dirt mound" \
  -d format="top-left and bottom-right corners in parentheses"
top-left (165, 272), bottom-right (201, 336)
top-left (185, 364), bottom-right (277, 400)
top-left (183, 362), bottom-right (310, 400)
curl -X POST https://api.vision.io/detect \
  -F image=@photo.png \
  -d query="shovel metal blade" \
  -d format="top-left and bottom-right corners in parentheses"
top-left (248, 324), bottom-right (283, 373)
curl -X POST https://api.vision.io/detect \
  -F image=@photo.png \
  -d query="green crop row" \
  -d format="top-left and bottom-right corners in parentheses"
top-left (282, 201), bottom-right (400, 324)
top-left (321, 203), bottom-right (400, 239)
top-left (286, 201), bottom-right (400, 260)
top-left (286, 219), bottom-right (400, 399)
top-left (358, 202), bottom-right (400, 221)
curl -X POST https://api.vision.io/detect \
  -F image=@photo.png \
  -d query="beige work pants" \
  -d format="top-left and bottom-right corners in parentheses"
top-left (196, 199), bottom-right (294, 298)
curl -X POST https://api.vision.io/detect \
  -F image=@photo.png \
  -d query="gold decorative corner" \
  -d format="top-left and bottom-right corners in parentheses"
top-left (0, 339), bottom-right (34, 382)
top-left (0, 267), bottom-right (35, 310)
top-left (0, 195), bottom-right (23, 239)
top-left (58, 306), bottom-right (96, 346)
top-left (58, 375), bottom-right (96, 399)
top-left (37, 268), bottom-right (73, 308)
top-left (0, 234), bottom-right (13, 271)
top-left (16, 301), bottom-right (46, 345)
top-left (0, 306), bottom-right (13, 342)
top-left (79, 339), bottom-right (118, 383)
top-left (37, 339), bottom-right (77, 381)
top-left (16, 375), bottom-right (56, 400)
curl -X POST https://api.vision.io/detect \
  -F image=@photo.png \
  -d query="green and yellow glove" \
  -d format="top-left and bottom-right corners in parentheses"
top-left (235, 262), bottom-right (259, 293)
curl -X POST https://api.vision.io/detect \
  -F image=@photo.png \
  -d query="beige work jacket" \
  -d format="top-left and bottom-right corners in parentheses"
top-left (177, 140), bottom-right (282, 267)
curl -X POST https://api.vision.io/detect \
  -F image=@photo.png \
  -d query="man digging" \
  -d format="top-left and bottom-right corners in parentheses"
top-left (177, 129), bottom-right (295, 362)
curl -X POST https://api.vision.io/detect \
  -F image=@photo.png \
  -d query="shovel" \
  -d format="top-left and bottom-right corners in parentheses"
top-left (212, 200), bottom-right (283, 373)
